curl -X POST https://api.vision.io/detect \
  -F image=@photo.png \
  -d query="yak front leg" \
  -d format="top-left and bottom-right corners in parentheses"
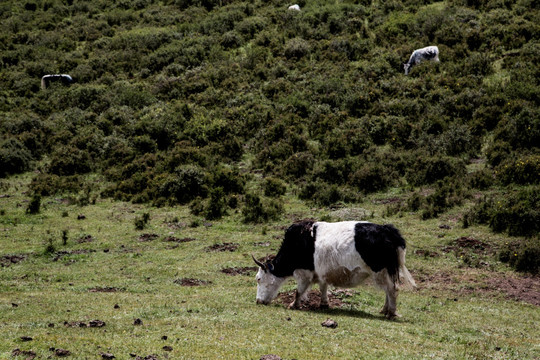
top-left (319, 282), bottom-right (329, 309)
top-left (289, 270), bottom-right (314, 309)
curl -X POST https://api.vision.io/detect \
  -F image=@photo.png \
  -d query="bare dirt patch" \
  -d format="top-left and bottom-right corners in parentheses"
top-left (163, 236), bottom-right (196, 243)
top-left (76, 235), bottom-right (95, 243)
top-left (221, 267), bottom-right (258, 276)
top-left (1, 254), bottom-right (27, 267)
top-left (275, 290), bottom-right (345, 310)
top-left (63, 319), bottom-right (105, 328)
top-left (89, 286), bottom-right (122, 293)
top-left (11, 349), bottom-right (36, 359)
top-left (205, 243), bottom-right (239, 252)
top-left (137, 233), bottom-right (159, 242)
top-left (442, 236), bottom-right (494, 255)
top-left (174, 278), bottom-right (211, 286)
top-left (53, 249), bottom-right (95, 262)
top-left (417, 269), bottom-right (540, 306)
top-left (414, 249), bottom-right (441, 258)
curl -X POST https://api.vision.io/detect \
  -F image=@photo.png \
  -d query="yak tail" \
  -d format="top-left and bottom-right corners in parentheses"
top-left (397, 247), bottom-right (416, 290)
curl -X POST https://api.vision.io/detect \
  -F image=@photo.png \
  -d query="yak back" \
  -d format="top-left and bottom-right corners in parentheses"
top-left (354, 223), bottom-right (405, 283)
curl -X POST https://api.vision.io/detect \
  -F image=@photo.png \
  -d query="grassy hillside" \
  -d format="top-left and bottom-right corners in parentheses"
top-left (0, 0), bottom-right (539, 358)
top-left (0, 174), bottom-right (539, 359)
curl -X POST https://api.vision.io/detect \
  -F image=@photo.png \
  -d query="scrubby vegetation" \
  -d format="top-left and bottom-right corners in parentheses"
top-left (1, 0), bottom-right (538, 273)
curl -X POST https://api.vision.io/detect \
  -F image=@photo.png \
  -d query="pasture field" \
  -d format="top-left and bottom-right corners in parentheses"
top-left (1, 174), bottom-right (538, 360)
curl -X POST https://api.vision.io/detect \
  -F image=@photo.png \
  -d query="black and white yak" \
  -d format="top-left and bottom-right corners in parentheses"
top-left (403, 45), bottom-right (439, 75)
top-left (41, 74), bottom-right (73, 90)
top-left (253, 220), bottom-right (416, 319)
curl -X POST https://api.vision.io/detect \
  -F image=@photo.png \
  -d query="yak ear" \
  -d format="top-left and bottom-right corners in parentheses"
top-left (252, 254), bottom-right (266, 270)
top-left (267, 262), bottom-right (274, 272)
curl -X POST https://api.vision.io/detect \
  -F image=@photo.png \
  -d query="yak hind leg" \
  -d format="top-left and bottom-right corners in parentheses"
top-left (374, 271), bottom-right (400, 320)
top-left (319, 282), bottom-right (329, 309)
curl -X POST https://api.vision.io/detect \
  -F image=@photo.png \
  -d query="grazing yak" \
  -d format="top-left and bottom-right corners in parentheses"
top-left (41, 74), bottom-right (73, 90)
top-left (288, 4), bottom-right (301, 11)
top-left (403, 45), bottom-right (439, 75)
top-left (253, 220), bottom-right (416, 319)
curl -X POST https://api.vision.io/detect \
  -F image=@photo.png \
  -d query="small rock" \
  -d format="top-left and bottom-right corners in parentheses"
top-left (321, 318), bottom-right (338, 328)
top-left (77, 214), bottom-right (86, 220)
top-left (163, 346), bottom-right (173, 351)
top-left (48, 323), bottom-right (55, 328)
top-left (114, 304), bottom-right (120, 309)
top-left (12, 303), bottom-right (18, 307)
top-left (101, 353), bottom-right (115, 359)
top-left (133, 318), bottom-right (143, 326)
top-left (161, 335), bottom-right (168, 340)
top-left (20, 336), bottom-right (33, 341)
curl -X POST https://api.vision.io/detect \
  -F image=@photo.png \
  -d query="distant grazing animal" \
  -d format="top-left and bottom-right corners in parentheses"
top-left (41, 74), bottom-right (73, 90)
top-left (253, 220), bottom-right (416, 319)
top-left (288, 4), bottom-right (301, 11)
top-left (403, 46), bottom-right (439, 75)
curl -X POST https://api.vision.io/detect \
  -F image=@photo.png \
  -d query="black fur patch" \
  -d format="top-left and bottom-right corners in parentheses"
top-left (354, 223), bottom-right (406, 283)
top-left (269, 220), bottom-right (315, 278)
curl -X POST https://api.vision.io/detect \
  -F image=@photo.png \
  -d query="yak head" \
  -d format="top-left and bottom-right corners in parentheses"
top-left (252, 255), bottom-right (286, 305)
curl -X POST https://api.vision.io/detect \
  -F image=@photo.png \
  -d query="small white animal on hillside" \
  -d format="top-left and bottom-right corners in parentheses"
top-left (403, 45), bottom-right (439, 75)
top-left (288, 4), bottom-right (301, 11)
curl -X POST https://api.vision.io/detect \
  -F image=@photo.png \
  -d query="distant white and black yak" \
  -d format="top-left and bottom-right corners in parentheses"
top-left (403, 46), bottom-right (439, 75)
top-left (41, 74), bottom-right (73, 90)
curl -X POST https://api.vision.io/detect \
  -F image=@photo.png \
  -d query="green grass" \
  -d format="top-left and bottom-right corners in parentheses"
top-left (1, 176), bottom-right (539, 360)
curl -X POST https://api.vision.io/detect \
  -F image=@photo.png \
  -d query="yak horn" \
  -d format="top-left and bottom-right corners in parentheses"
top-left (252, 254), bottom-right (266, 269)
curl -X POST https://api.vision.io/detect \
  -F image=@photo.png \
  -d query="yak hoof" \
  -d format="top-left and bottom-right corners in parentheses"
top-left (385, 312), bottom-right (401, 320)
top-left (319, 303), bottom-right (329, 309)
top-left (288, 302), bottom-right (299, 310)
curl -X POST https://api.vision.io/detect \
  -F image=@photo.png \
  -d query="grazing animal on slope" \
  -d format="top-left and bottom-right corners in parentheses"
top-left (253, 220), bottom-right (416, 319)
top-left (288, 4), bottom-right (301, 11)
top-left (403, 45), bottom-right (439, 75)
top-left (41, 74), bottom-right (73, 90)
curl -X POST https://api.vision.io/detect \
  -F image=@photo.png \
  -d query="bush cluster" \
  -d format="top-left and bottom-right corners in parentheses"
top-left (0, 0), bottom-right (538, 230)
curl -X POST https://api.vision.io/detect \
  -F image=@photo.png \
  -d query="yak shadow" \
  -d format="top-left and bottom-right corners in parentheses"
top-left (311, 306), bottom-right (412, 323)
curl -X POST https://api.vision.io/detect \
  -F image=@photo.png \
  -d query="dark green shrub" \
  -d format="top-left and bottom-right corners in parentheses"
top-left (134, 212), bottom-right (150, 230)
top-left (48, 146), bottom-right (92, 176)
top-left (205, 187), bottom-right (228, 220)
top-left (299, 181), bottom-right (346, 207)
top-left (133, 135), bottom-right (158, 154)
top-left (29, 174), bottom-right (84, 196)
top-left (496, 155), bottom-right (540, 185)
top-left (493, 107), bottom-right (540, 151)
top-left (263, 177), bottom-right (287, 197)
top-left (242, 193), bottom-right (283, 223)
top-left (349, 163), bottom-right (394, 194)
top-left (468, 168), bottom-right (495, 190)
top-left (486, 140), bottom-right (512, 167)
top-left (284, 38), bottom-right (310, 59)
top-left (499, 239), bottom-right (540, 274)
top-left (158, 165), bottom-right (207, 204)
top-left (421, 179), bottom-right (467, 219)
top-left (281, 152), bottom-right (315, 180)
top-left (406, 155), bottom-right (467, 186)
top-left (0, 138), bottom-right (33, 177)
top-left (208, 166), bottom-right (245, 194)
top-left (464, 187), bottom-right (539, 237)
top-left (26, 194), bottom-right (41, 214)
